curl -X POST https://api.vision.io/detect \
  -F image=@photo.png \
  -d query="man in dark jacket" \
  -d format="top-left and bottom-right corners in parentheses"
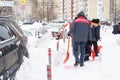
top-left (112, 22), bottom-right (120, 34)
top-left (85, 19), bottom-right (100, 61)
top-left (68, 11), bottom-right (91, 67)
top-left (90, 19), bottom-right (100, 56)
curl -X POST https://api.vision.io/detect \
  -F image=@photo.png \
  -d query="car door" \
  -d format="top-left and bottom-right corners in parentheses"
top-left (0, 22), bottom-right (20, 79)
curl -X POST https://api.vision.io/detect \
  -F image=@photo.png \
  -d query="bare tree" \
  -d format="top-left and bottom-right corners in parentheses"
top-left (30, 0), bottom-right (42, 21)
top-left (30, 0), bottom-right (58, 21)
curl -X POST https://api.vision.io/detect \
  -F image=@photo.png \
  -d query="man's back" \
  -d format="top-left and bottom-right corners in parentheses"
top-left (72, 16), bottom-right (90, 42)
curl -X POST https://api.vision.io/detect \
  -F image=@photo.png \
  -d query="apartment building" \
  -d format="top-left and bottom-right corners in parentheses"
top-left (116, 0), bottom-right (120, 22)
top-left (58, 0), bottom-right (86, 21)
top-left (59, 0), bottom-right (120, 22)
top-left (88, 0), bottom-right (120, 22)
top-left (101, 0), bottom-right (110, 21)
top-left (73, 0), bottom-right (86, 19)
top-left (103, 0), bottom-right (120, 22)
top-left (87, 0), bottom-right (103, 20)
top-left (88, 0), bottom-right (97, 19)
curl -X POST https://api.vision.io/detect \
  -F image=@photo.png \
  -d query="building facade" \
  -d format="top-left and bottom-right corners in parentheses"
top-left (0, 0), bottom-right (120, 22)
top-left (58, 0), bottom-right (120, 22)
top-left (58, 0), bottom-right (87, 21)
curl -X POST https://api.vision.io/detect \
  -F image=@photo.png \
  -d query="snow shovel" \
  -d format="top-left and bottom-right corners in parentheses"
top-left (64, 36), bottom-right (70, 64)
top-left (57, 24), bottom-right (68, 50)
top-left (58, 23), bottom-right (68, 41)
top-left (91, 49), bottom-right (95, 60)
top-left (98, 45), bottom-right (102, 53)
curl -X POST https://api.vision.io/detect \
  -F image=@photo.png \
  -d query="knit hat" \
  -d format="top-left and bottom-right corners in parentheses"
top-left (77, 11), bottom-right (85, 17)
top-left (96, 18), bottom-right (100, 23)
top-left (91, 19), bottom-right (96, 23)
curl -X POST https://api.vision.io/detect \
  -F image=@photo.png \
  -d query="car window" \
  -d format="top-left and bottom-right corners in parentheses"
top-left (23, 30), bottom-right (33, 36)
top-left (0, 24), bottom-right (15, 41)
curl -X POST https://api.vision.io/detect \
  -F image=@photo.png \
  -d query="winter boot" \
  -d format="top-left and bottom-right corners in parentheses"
top-left (74, 61), bottom-right (79, 66)
top-left (80, 64), bottom-right (84, 67)
top-left (84, 54), bottom-right (89, 61)
top-left (96, 53), bottom-right (98, 57)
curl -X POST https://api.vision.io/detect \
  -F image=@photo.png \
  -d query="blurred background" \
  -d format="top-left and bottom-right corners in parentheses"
top-left (0, 0), bottom-right (120, 24)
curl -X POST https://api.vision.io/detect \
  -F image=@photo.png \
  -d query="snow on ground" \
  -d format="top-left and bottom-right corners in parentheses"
top-left (16, 26), bottom-right (120, 80)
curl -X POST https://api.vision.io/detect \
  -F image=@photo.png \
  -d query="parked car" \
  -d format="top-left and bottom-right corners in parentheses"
top-left (42, 22), bottom-right (52, 29)
top-left (21, 22), bottom-right (37, 37)
top-left (50, 27), bottom-right (61, 40)
top-left (0, 16), bottom-right (29, 80)
top-left (33, 22), bottom-right (48, 38)
top-left (21, 28), bottom-right (39, 47)
top-left (21, 22), bottom-right (48, 38)
top-left (50, 20), bottom-right (67, 28)
top-left (100, 21), bottom-right (111, 26)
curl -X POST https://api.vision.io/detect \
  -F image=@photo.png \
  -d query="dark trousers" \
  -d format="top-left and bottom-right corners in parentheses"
top-left (91, 41), bottom-right (98, 56)
top-left (73, 41), bottom-right (86, 65)
top-left (85, 40), bottom-right (98, 56)
top-left (118, 31), bottom-right (120, 34)
top-left (85, 40), bottom-right (91, 56)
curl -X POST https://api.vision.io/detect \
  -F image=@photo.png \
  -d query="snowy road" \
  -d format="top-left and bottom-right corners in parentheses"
top-left (16, 26), bottom-right (120, 80)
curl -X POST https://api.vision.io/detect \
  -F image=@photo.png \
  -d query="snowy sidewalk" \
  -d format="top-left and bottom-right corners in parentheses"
top-left (16, 26), bottom-right (120, 80)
